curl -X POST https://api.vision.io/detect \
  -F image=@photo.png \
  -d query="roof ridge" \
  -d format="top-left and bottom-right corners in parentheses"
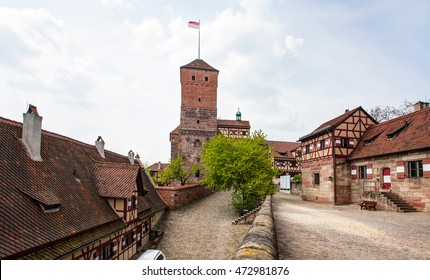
top-left (0, 117), bottom-right (129, 160)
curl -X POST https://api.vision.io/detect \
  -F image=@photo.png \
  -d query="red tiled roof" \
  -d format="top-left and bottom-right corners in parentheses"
top-left (217, 119), bottom-right (251, 129)
top-left (0, 117), bottom-right (167, 259)
top-left (267, 140), bottom-right (301, 159)
top-left (349, 107), bottom-right (430, 160)
top-left (299, 107), bottom-right (377, 141)
top-left (147, 162), bottom-right (169, 172)
top-left (180, 59), bottom-right (218, 72)
top-left (92, 161), bottom-right (139, 198)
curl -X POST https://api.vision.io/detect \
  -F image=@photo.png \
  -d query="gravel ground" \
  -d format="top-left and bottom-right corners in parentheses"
top-left (156, 191), bottom-right (250, 260)
top-left (273, 191), bottom-right (430, 260)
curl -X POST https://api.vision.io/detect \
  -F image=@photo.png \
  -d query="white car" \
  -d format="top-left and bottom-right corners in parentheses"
top-left (136, 249), bottom-right (166, 260)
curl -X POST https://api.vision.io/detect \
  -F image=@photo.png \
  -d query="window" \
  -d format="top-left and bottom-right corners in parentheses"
top-left (143, 221), bottom-right (150, 234)
top-left (197, 120), bottom-right (200, 124)
top-left (123, 231), bottom-right (135, 249)
top-left (359, 166), bottom-right (367, 179)
top-left (314, 173), bottom-right (320, 185)
top-left (205, 76), bottom-right (208, 81)
top-left (192, 75), bottom-right (195, 80)
top-left (130, 196), bottom-right (137, 209)
top-left (320, 140), bottom-right (326, 149)
top-left (194, 140), bottom-right (201, 148)
top-left (195, 170), bottom-right (200, 178)
top-left (408, 161), bottom-right (423, 178)
top-left (198, 97), bottom-right (201, 102)
top-left (99, 242), bottom-right (114, 260)
top-left (305, 144), bottom-right (311, 153)
top-left (341, 138), bottom-right (349, 148)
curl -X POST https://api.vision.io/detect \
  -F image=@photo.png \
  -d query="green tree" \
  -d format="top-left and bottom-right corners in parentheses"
top-left (160, 156), bottom-right (199, 186)
top-left (201, 130), bottom-right (277, 213)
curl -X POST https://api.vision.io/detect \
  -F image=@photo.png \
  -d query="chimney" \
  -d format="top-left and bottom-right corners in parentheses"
top-left (95, 136), bottom-right (105, 158)
top-left (158, 161), bottom-right (161, 170)
top-left (128, 150), bottom-right (135, 164)
top-left (414, 101), bottom-right (429, 111)
top-left (345, 109), bottom-right (350, 113)
top-left (22, 105), bottom-right (43, 161)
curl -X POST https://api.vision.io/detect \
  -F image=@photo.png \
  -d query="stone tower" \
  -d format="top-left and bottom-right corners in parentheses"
top-left (170, 59), bottom-right (219, 177)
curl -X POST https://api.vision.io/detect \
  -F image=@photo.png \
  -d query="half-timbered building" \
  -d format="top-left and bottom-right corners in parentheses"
top-left (267, 140), bottom-right (301, 176)
top-left (349, 103), bottom-right (430, 212)
top-left (0, 106), bottom-right (168, 260)
top-left (217, 109), bottom-right (251, 138)
top-left (298, 107), bottom-right (377, 204)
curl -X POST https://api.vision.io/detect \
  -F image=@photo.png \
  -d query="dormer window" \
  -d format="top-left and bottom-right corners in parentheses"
top-left (387, 133), bottom-right (396, 140)
top-left (40, 202), bottom-right (60, 213)
top-left (386, 120), bottom-right (409, 140)
top-left (73, 169), bottom-right (81, 183)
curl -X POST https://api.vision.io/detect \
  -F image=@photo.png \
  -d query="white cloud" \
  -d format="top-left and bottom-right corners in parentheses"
top-left (1, 1), bottom-right (429, 164)
top-left (284, 35), bottom-right (304, 57)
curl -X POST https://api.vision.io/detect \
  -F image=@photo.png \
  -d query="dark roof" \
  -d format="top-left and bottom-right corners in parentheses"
top-left (0, 117), bottom-right (167, 259)
top-left (92, 161), bottom-right (140, 198)
top-left (217, 119), bottom-right (251, 129)
top-left (299, 107), bottom-right (377, 141)
top-left (180, 59), bottom-right (219, 72)
top-left (349, 107), bottom-right (430, 160)
top-left (267, 140), bottom-right (301, 159)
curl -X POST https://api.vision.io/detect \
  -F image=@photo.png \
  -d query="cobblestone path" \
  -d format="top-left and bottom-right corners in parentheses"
top-left (273, 191), bottom-right (430, 260)
top-left (156, 191), bottom-right (250, 260)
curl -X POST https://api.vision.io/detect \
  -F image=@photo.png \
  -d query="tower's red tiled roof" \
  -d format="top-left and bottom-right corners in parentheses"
top-left (349, 107), bottom-right (430, 160)
top-left (180, 59), bottom-right (218, 72)
top-left (0, 117), bottom-right (167, 259)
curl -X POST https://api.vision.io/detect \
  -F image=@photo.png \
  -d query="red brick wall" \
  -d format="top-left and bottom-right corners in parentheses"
top-left (155, 184), bottom-right (215, 210)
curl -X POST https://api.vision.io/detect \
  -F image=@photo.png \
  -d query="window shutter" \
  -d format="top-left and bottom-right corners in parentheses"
top-left (366, 164), bottom-right (373, 179)
top-left (351, 165), bottom-right (357, 180)
top-left (423, 158), bottom-right (430, 178)
top-left (349, 139), bottom-right (355, 148)
top-left (127, 198), bottom-right (131, 211)
top-left (335, 137), bottom-right (341, 147)
top-left (396, 161), bottom-right (405, 179)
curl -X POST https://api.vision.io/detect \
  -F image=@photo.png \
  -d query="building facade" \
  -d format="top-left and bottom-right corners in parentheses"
top-left (267, 140), bottom-right (301, 176)
top-left (0, 106), bottom-right (167, 259)
top-left (298, 107), bottom-right (377, 204)
top-left (298, 103), bottom-right (430, 212)
top-left (349, 105), bottom-right (430, 212)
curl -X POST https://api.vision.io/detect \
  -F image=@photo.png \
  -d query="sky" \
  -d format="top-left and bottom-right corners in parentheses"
top-left (1, 0), bottom-right (429, 165)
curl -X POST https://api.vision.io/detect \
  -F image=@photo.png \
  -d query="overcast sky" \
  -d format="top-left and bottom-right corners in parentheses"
top-left (1, 0), bottom-right (429, 165)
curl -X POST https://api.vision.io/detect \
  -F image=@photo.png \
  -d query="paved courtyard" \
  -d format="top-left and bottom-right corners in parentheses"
top-left (156, 191), bottom-right (250, 260)
top-left (273, 191), bottom-right (430, 260)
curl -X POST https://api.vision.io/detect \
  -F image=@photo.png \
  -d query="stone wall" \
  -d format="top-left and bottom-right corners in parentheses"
top-left (233, 195), bottom-right (278, 260)
top-left (351, 150), bottom-right (430, 212)
top-left (155, 184), bottom-right (214, 210)
top-left (301, 158), bottom-right (334, 204)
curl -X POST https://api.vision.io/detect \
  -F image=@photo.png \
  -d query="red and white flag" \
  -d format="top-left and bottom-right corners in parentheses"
top-left (188, 21), bottom-right (200, 29)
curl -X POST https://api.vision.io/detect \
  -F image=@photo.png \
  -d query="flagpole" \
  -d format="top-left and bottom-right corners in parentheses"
top-left (198, 20), bottom-right (201, 59)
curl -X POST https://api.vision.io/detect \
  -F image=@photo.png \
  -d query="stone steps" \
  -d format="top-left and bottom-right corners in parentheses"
top-left (381, 192), bottom-right (418, 213)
